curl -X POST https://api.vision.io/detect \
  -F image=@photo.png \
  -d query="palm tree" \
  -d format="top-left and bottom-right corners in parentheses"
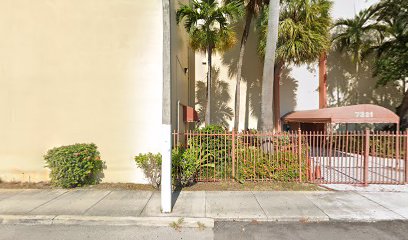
top-left (370, 0), bottom-right (408, 129)
top-left (332, 7), bottom-right (383, 103)
top-left (228, 0), bottom-right (265, 131)
top-left (258, 0), bottom-right (333, 131)
top-left (319, 52), bottom-right (328, 108)
top-left (176, 0), bottom-right (243, 125)
top-left (259, 0), bottom-right (280, 132)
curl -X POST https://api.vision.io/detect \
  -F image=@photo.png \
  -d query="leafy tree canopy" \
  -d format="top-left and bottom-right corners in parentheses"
top-left (176, 0), bottom-right (243, 52)
top-left (371, 0), bottom-right (408, 87)
top-left (258, 0), bottom-right (333, 64)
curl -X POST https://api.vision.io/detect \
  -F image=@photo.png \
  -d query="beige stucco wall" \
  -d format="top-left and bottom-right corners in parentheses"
top-left (194, 0), bottom-right (399, 131)
top-left (0, 0), bottom-right (165, 183)
top-left (170, 0), bottom-right (196, 137)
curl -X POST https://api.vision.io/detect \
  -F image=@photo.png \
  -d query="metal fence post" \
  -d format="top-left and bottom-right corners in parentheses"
top-left (232, 130), bottom-right (236, 180)
top-left (405, 129), bottom-right (408, 183)
top-left (298, 128), bottom-right (302, 182)
top-left (364, 128), bottom-right (370, 186)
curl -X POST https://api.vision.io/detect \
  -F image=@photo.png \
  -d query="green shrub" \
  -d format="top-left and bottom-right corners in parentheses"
top-left (236, 140), bottom-right (308, 183)
top-left (44, 143), bottom-right (104, 188)
top-left (185, 125), bottom-right (231, 181)
top-left (133, 149), bottom-right (204, 188)
top-left (172, 148), bottom-right (193, 186)
top-left (134, 153), bottom-right (162, 189)
top-left (172, 147), bottom-right (205, 186)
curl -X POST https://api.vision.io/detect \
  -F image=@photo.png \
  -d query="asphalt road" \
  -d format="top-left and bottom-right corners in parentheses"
top-left (214, 221), bottom-right (408, 240)
top-left (0, 224), bottom-right (213, 240)
top-left (1, 221), bottom-right (408, 240)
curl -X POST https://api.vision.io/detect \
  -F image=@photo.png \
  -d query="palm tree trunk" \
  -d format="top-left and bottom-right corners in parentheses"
top-left (234, 8), bottom-right (254, 131)
top-left (273, 62), bottom-right (283, 132)
top-left (205, 46), bottom-right (212, 126)
top-left (355, 58), bottom-right (360, 104)
top-left (397, 90), bottom-right (408, 130)
top-left (319, 52), bottom-right (328, 109)
top-left (260, 0), bottom-right (280, 132)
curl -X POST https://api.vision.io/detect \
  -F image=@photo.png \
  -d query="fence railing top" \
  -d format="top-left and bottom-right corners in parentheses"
top-left (172, 130), bottom-right (407, 136)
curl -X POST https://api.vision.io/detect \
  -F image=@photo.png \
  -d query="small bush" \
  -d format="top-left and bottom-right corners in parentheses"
top-left (134, 153), bottom-right (162, 189)
top-left (44, 143), bottom-right (104, 188)
top-left (172, 147), bottom-right (200, 187)
top-left (133, 150), bottom-right (199, 188)
top-left (184, 125), bottom-right (230, 181)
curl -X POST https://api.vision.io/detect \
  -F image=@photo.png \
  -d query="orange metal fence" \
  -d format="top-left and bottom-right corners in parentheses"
top-left (172, 130), bottom-right (408, 185)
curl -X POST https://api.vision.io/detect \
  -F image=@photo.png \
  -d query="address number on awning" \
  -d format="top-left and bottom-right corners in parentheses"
top-left (355, 112), bottom-right (374, 118)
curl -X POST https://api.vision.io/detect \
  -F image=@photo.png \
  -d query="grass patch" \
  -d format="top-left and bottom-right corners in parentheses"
top-left (180, 182), bottom-right (324, 191)
top-left (197, 221), bottom-right (206, 231)
top-left (170, 218), bottom-right (184, 231)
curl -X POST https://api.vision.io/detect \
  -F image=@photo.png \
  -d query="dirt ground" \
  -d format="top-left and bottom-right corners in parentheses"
top-left (0, 181), bottom-right (323, 191)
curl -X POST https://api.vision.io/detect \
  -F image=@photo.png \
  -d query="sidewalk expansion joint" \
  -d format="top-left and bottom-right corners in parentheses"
top-left (251, 191), bottom-right (268, 219)
top-left (27, 190), bottom-right (69, 214)
top-left (302, 192), bottom-right (331, 220)
top-left (139, 191), bottom-right (154, 216)
top-left (83, 191), bottom-right (112, 215)
top-left (354, 191), bottom-right (407, 220)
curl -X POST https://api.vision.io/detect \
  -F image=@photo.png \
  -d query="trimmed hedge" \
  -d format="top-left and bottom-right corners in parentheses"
top-left (44, 143), bottom-right (104, 188)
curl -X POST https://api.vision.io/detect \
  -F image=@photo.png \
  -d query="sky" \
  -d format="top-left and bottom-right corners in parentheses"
top-left (331, 0), bottom-right (380, 19)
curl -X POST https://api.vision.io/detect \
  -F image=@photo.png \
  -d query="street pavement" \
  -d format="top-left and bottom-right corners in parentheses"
top-left (214, 221), bottom-right (408, 240)
top-left (1, 221), bottom-right (408, 240)
top-left (0, 224), bottom-right (213, 240)
top-left (2, 188), bottom-right (408, 239)
top-left (1, 189), bottom-right (408, 223)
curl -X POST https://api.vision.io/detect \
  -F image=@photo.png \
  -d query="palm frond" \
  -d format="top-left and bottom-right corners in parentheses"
top-left (257, 0), bottom-right (332, 64)
top-left (176, 0), bottom-right (243, 52)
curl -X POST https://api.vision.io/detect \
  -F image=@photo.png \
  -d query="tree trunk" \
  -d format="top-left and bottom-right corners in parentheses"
top-left (234, 8), bottom-right (254, 131)
top-left (273, 62), bottom-right (283, 132)
top-left (260, 0), bottom-right (280, 132)
top-left (319, 52), bottom-right (328, 109)
top-left (397, 90), bottom-right (408, 130)
top-left (205, 47), bottom-right (212, 126)
top-left (355, 58), bottom-right (360, 104)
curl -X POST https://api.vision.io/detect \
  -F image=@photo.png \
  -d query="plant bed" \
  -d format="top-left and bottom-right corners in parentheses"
top-left (180, 181), bottom-right (325, 191)
top-left (0, 181), bottom-right (323, 191)
top-left (0, 181), bottom-right (156, 191)
top-left (83, 183), bottom-right (157, 191)
top-left (0, 181), bottom-right (53, 189)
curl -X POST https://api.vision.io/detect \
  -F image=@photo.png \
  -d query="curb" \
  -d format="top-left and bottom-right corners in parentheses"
top-left (0, 215), bottom-right (214, 228)
top-left (213, 216), bottom-right (330, 223)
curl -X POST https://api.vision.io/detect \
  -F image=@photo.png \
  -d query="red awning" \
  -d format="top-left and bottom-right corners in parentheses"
top-left (282, 104), bottom-right (399, 124)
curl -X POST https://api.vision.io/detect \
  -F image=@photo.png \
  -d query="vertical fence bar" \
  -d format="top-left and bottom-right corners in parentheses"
top-left (346, 131), bottom-right (350, 183)
top-left (405, 129), bottom-right (408, 183)
top-left (364, 128), bottom-right (370, 185)
top-left (298, 128), bottom-right (302, 182)
top-left (232, 130), bottom-right (236, 180)
top-left (395, 131), bottom-right (398, 183)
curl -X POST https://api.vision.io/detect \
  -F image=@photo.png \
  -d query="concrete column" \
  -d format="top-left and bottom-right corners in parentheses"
top-left (161, 0), bottom-right (172, 213)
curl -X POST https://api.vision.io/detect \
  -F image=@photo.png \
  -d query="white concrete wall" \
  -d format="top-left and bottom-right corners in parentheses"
top-left (0, 0), bottom-right (164, 183)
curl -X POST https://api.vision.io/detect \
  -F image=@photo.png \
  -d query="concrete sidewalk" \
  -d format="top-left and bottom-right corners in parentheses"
top-left (0, 189), bottom-right (408, 226)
